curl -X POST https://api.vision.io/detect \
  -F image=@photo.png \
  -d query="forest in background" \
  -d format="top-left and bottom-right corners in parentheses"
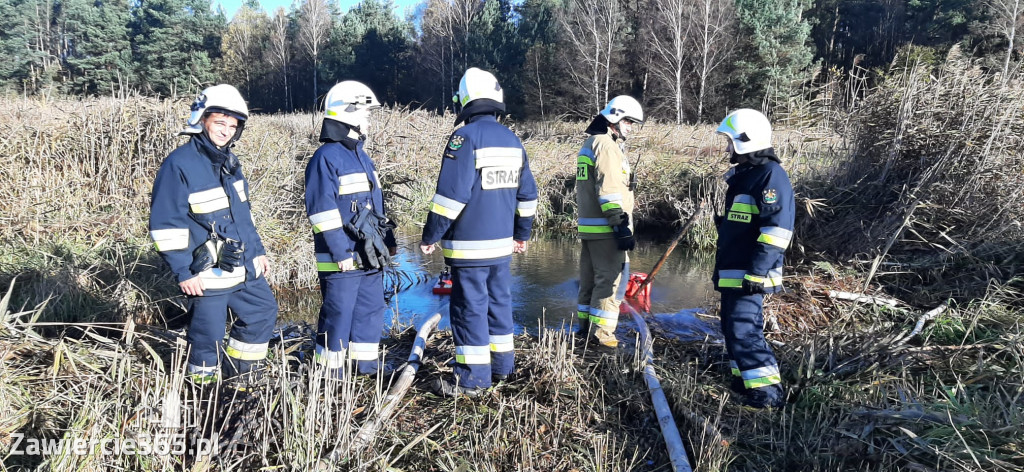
top-left (1, 0), bottom-right (1022, 122)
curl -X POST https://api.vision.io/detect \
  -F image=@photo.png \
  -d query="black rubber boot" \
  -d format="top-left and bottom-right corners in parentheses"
top-left (741, 384), bottom-right (786, 409)
top-left (430, 376), bottom-right (483, 398)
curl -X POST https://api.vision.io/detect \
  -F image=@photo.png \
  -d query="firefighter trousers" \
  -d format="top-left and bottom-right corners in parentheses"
top-left (719, 291), bottom-right (782, 389)
top-left (315, 270), bottom-right (387, 375)
top-left (577, 238), bottom-right (629, 345)
top-left (450, 263), bottom-right (515, 389)
top-left (186, 277), bottom-right (278, 381)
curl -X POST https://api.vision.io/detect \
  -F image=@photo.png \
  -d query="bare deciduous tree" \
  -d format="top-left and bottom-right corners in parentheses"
top-left (686, 0), bottom-right (735, 122)
top-left (558, 0), bottom-right (625, 114)
top-left (647, 0), bottom-right (692, 124)
top-left (222, 6), bottom-right (269, 99)
top-left (420, 0), bottom-right (458, 108)
top-left (299, 0), bottom-right (332, 106)
top-left (268, 7), bottom-right (292, 112)
top-left (419, 0), bottom-right (484, 111)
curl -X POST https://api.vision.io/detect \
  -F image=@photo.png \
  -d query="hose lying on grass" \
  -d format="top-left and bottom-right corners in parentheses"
top-left (623, 301), bottom-right (693, 472)
top-left (322, 311), bottom-right (443, 463)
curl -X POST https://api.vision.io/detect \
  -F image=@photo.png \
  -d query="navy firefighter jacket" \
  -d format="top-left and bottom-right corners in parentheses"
top-left (149, 134), bottom-right (267, 293)
top-left (304, 133), bottom-right (396, 274)
top-left (714, 157), bottom-right (795, 293)
top-left (421, 114), bottom-right (539, 267)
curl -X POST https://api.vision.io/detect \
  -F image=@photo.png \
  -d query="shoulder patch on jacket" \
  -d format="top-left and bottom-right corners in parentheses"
top-left (763, 189), bottom-right (778, 204)
top-left (447, 135), bottom-right (464, 151)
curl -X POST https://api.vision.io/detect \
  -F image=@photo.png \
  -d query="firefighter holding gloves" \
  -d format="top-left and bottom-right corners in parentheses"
top-left (305, 81), bottom-right (397, 378)
top-left (419, 67), bottom-right (538, 397)
top-left (713, 108), bottom-right (795, 409)
top-left (575, 96), bottom-right (644, 349)
top-left (149, 84), bottom-right (279, 387)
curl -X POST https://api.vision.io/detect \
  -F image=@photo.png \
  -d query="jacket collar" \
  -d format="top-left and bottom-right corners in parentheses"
top-left (320, 119), bottom-right (362, 150)
top-left (192, 132), bottom-right (240, 175)
top-left (454, 99), bottom-right (505, 126)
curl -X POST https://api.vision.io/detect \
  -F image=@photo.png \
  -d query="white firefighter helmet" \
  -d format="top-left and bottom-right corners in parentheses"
top-left (324, 81), bottom-right (381, 131)
top-left (716, 108), bottom-right (773, 155)
top-left (182, 84), bottom-right (249, 135)
top-left (600, 95), bottom-right (644, 124)
top-left (453, 67), bottom-right (503, 107)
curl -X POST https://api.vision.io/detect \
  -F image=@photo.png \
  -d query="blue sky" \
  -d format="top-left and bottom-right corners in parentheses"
top-left (214, 0), bottom-right (423, 18)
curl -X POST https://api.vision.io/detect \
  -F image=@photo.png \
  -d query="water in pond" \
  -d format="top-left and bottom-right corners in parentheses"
top-left (278, 235), bottom-right (723, 342)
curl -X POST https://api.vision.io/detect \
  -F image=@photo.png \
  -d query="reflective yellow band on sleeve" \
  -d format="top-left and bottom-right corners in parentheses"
top-left (150, 228), bottom-right (189, 251)
top-left (516, 200), bottom-right (537, 217)
top-left (429, 194), bottom-right (466, 220)
top-left (757, 226), bottom-right (793, 249)
top-left (309, 209), bottom-right (344, 234)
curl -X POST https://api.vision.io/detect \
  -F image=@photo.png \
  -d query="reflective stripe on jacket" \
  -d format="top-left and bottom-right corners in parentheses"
top-left (576, 131), bottom-right (633, 239)
top-left (421, 115), bottom-right (538, 267)
top-left (713, 160), bottom-right (795, 294)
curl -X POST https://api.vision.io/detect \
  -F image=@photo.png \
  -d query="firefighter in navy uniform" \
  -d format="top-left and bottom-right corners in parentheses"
top-left (419, 68), bottom-right (538, 397)
top-left (305, 81), bottom-right (397, 377)
top-left (575, 96), bottom-right (644, 348)
top-left (713, 108), bottom-right (795, 409)
top-left (149, 84), bottom-right (279, 386)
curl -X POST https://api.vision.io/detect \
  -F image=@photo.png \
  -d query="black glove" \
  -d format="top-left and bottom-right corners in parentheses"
top-left (217, 238), bottom-right (246, 271)
top-left (612, 214), bottom-right (635, 251)
top-left (742, 276), bottom-right (766, 295)
top-left (189, 241), bottom-right (217, 275)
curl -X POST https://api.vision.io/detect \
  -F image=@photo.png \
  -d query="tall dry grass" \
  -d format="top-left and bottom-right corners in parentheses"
top-left (794, 47), bottom-right (1024, 303)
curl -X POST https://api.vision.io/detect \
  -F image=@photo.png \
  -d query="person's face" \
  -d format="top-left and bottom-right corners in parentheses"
top-left (202, 113), bottom-right (239, 147)
top-left (615, 119), bottom-right (635, 139)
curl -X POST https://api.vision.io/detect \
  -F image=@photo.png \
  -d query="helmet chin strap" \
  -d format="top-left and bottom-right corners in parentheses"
top-left (346, 125), bottom-right (364, 140)
top-left (609, 122), bottom-right (624, 140)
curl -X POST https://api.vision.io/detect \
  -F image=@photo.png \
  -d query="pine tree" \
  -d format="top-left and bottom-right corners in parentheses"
top-left (62, 0), bottom-right (133, 95)
top-left (732, 0), bottom-right (815, 107)
top-left (131, 0), bottom-right (224, 96)
top-left (0, 0), bottom-right (43, 91)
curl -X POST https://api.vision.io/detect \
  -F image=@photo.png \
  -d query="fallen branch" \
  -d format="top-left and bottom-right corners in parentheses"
top-left (827, 290), bottom-right (900, 308)
top-left (905, 303), bottom-right (949, 342)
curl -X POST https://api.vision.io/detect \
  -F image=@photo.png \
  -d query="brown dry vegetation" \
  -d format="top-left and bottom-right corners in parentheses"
top-left (0, 51), bottom-right (1022, 471)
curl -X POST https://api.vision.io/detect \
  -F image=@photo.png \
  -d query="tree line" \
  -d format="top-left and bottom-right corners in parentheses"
top-left (1, 0), bottom-right (1020, 122)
